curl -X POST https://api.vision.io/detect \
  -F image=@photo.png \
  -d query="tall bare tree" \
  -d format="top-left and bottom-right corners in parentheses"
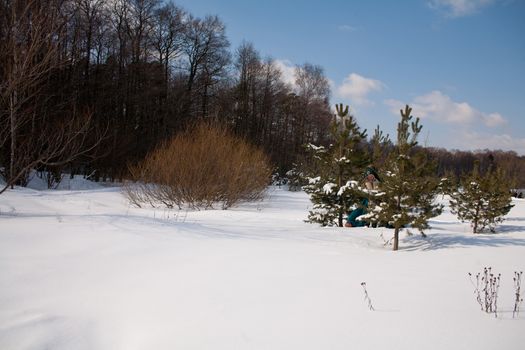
top-left (125, 0), bottom-right (158, 63)
top-left (294, 63), bottom-right (332, 150)
top-left (152, 1), bottom-right (185, 89)
top-left (1, 0), bottom-right (64, 186)
top-left (182, 15), bottom-right (230, 118)
top-left (0, 0), bottom-right (105, 190)
top-left (234, 41), bottom-right (261, 135)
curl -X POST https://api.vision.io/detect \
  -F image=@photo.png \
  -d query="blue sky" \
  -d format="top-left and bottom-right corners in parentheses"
top-left (175, 0), bottom-right (525, 154)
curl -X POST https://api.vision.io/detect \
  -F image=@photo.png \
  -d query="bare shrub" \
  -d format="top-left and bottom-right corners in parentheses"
top-left (124, 123), bottom-right (272, 209)
top-left (468, 267), bottom-right (501, 317)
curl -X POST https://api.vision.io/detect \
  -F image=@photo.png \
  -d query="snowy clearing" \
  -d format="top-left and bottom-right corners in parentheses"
top-left (1, 181), bottom-right (524, 350)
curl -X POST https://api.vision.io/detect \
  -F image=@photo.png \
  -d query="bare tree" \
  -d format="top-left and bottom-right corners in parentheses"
top-left (0, 0), bottom-right (65, 186)
top-left (0, 110), bottom-right (105, 194)
top-left (152, 1), bottom-right (185, 88)
top-left (125, 0), bottom-right (159, 63)
top-left (0, 0), bottom-right (106, 192)
top-left (182, 15), bottom-right (230, 118)
top-left (76, 0), bottom-right (106, 80)
top-left (295, 63), bottom-right (330, 105)
top-left (294, 63), bottom-right (331, 149)
top-left (259, 58), bottom-right (285, 146)
top-left (234, 41), bottom-right (261, 135)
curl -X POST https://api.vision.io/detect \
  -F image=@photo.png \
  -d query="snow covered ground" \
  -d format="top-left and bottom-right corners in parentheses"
top-left (1, 179), bottom-right (524, 350)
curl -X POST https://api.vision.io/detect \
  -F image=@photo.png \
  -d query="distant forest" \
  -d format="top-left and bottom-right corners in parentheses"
top-left (2, 0), bottom-right (524, 188)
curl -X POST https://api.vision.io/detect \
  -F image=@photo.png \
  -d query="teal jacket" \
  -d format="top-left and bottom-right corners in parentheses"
top-left (346, 198), bottom-right (369, 227)
top-left (347, 207), bottom-right (366, 227)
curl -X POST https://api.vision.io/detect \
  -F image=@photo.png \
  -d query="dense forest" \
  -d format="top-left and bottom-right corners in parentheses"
top-left (1, 0), bottom-right (524, 190)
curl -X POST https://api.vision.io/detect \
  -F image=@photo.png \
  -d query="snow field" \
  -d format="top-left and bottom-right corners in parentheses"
top-left (1, 183), bottom-right (524, 349)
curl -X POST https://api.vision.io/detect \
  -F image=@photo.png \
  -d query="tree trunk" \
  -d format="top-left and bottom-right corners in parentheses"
top-left (9, 90), bottom-right (17, 189)
top-left (393, 227), bottom-right (399, 251)
top-left (473, 202), bottom-right (480, 233)
top-left (9, 4), bottom-right (18, 189)
top-left (338, 143), bottom-right (344, 227)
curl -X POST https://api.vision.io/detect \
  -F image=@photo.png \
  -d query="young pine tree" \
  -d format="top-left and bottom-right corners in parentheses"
top-left (303, 104), bottom-right (368, 226)
top-left (370, 125), bottom-right (391, 169)
top-left (449, 161), bottom-right (514, 233)
top-left (366, 105), bottom-right (442, 250)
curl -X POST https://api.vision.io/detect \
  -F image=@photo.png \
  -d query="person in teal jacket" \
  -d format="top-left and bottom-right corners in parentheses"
top-left (345, 198), bottom-right (369, 227)
top-left (345, 166), bottom-right (381, 227)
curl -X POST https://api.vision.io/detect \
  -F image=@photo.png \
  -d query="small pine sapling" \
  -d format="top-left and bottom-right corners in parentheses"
top-left (353, 126), bottom-right (391, 228)
top-left (303, 104), bottom-right (368, 226)
top-left (438, 172), bottom-right (457, 198)
top-left (285, 166), bottom-right (306, 192)
top-left (450, 161), bottom-right (514, 233)
top-left (370, 125), bottom-right (391, 169)
top-left (513, 271), bottom-right (523, 318)
top-left (365, 105), bottom-right (442, 250)
top-left (360, 282), bottom-right (375, 311)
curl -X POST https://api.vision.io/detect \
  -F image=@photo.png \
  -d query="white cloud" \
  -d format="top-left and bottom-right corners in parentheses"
top-left (458, 131), bottom-right (525, 154)
top-left (428, 0), bottom-right (498, 17)
top-left (338, 24), bottom-right (357, 32)
top-left (336, 73), bottom-right (385, 106)
top-left (274, 59), bottom-right (297, 88)
top-left (384, 90), bottom-right (507, 128)
top-left (483, 113), bottom-right (507, 127)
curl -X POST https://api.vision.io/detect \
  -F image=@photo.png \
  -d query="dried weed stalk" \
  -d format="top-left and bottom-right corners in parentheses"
top-left (361, 282), bottom-right (375, 311)
top-left (513, 271), bottom-right (523, 318)
top-left (469, 267), bottom-right (500, 317)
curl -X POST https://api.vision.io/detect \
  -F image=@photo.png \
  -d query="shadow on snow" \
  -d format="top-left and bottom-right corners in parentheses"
top-left (402, 227), bottom-right (525, 252)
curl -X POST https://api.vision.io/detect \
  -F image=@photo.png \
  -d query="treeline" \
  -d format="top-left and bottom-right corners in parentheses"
top-left (0, 0), bottom-right (332, 190)
top-left (370, 146), bottom-right (525, 188)
top-left (425, 148), bottom-right (525, 188)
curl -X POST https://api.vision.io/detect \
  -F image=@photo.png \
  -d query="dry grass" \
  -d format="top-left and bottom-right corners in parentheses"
top-left (124, 123), bottom-right (272, 209)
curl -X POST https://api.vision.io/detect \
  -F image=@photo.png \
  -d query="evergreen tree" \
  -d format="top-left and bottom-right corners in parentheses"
top-left (365, 105), bottom-right (442, 250)
top-left (303, 104), bottom-right (368, 226)
top-left (370, 125), bottom-right (391, 169)
top-left (449, 161), bottom-right (514, 233)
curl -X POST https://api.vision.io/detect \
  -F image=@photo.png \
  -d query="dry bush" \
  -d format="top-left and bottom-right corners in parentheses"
top-left (124, 123), bottom-right (272, 209)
